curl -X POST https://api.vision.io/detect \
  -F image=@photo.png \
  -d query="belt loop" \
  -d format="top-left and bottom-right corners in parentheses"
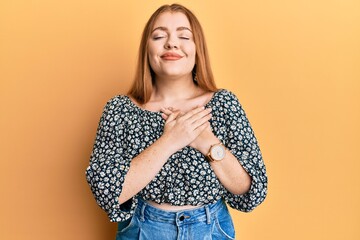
top-left (139, 201), bottom-right (146, 222)
top-left (205, 205), bottom-right (211, 224)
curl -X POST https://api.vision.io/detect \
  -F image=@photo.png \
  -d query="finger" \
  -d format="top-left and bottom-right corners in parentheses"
top-left (191, 112), bottom-right (212, 129)
top-left (165, 112), bottom-right (177, 124)
top-left (161, 107), bottom-right (173, 116)
top-left (171, 110), bottom-right (184, 119)
top-left (161, 113), bottom-right (169, 120)
top-left (180, 106), bottom-right (207, 120)
top-left (161, 107), bottom-right (183, 118)
top-left (193, 121), bottom-right (210, 135)
top-left (187, 108), bottom-right (212, 124)
top-left (165, 111), bottom-right (183, 124)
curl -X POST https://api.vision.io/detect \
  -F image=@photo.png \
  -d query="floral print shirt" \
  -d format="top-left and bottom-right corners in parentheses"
top-left (86, 89), bottom-right (267, 222)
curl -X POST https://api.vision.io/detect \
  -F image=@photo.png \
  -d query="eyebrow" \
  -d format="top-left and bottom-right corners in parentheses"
top-left (151, 26), bottom-right (192, 33)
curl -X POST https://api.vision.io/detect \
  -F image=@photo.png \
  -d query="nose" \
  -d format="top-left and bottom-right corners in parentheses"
top-left (165, 42), bottom-right (178, 49)
top-left (164, 37), bottom-right (178, 49)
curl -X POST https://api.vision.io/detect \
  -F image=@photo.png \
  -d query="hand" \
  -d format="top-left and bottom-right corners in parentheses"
top-left (160, 106), bottom-right (212, 152)
top-left (161, 106), bottom-right (217, 154)
top-left (189, 121), bottom-right (217, 154)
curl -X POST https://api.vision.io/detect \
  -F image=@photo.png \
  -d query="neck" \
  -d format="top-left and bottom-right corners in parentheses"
top-left (152, 75), bottom-right (200, 103)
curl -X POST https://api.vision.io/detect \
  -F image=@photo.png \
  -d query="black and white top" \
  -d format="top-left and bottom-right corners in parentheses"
top-left (86, 89), bottom-right (267, 222)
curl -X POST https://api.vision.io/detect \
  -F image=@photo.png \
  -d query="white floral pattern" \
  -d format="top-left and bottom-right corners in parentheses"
top-left (86, 89), bottom-right (267, 222)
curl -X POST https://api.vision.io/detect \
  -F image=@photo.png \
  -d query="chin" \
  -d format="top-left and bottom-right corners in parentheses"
top-left (163, 68), bottom-right (193, 77)
top-left (164, 73), bottom-right (191, 79)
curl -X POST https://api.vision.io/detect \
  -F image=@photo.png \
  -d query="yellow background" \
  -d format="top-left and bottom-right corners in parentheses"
top-left (1, 0), bottom-right (359, 239)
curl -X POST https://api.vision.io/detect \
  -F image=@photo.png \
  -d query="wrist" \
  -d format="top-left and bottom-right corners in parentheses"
top-left (157, 135), bottom-right (182, 156)
top-left (197, 136), bottom-right (221, 155)
top-left (206, 142), bottom-right (226, 162)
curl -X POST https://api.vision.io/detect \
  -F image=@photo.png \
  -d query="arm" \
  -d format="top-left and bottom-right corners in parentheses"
top-left (118, 136), bottom-right (175, 204)
top-left (162, 90), bottom-right (267, 212)
top-left (190, 129), bottom-right (252, 195)
top-left (161, 108), bottom-right (251, 195)
top-left (86, 98), bottom-right (212, 221)
top-left (118, 106), bottom-right (212, 204)
top-left (218, 91), bottom-right (267, 211)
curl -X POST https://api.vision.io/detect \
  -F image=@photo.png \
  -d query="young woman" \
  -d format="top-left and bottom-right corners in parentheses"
top-left (86, 4), bottom-right (267, 240)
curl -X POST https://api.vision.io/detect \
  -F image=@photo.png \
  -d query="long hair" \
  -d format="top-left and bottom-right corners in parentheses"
top-left (128, 4), bottom-right (217, 104)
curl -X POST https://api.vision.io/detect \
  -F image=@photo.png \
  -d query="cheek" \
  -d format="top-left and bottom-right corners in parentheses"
top-left (147, 46), bottom-right (156, 59)
top-left (187, 45), bottom-right (196, 64)
top-left (147, 47), bottom-right (160, 67)
top-left (148, 56), bottom-right (158, 72)
top-left (186, 43), bottom-right (196, 58)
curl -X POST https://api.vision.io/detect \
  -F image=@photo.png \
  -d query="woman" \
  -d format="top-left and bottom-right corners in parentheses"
top-left (86, 4), bottom-right (267, 240)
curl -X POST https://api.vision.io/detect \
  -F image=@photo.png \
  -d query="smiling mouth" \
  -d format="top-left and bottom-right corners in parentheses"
top-left (160, 53), bottom-right (183, 60)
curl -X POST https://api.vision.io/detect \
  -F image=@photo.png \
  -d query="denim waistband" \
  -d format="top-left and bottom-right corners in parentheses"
top-left (135, 198), bottom-right (225, 225)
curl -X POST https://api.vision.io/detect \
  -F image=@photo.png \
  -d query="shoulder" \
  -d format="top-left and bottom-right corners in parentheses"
top-left (211, 89), bottom-right (246, 120)
top-left (101, 95), bottom-right (133, 115)
top-left (214, 89), bottom-right (241, 106)
top-left (105, 95), bottom-right (127, 106)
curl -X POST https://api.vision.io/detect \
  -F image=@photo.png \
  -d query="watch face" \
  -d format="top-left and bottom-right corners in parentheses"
top-left (210, 144), bottom-right (225, 161)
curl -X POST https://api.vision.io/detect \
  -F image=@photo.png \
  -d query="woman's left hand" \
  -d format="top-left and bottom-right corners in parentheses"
top-left (161, 107), bottom-right (218, 155)
top-left (162, 106), bottom-right (252, 195)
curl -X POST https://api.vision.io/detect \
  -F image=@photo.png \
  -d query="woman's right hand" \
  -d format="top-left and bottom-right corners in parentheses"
top-left (160, 106), bottom-right (212, 151)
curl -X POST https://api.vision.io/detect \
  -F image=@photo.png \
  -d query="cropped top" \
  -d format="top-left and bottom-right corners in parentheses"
top-left (86, 89), bottom-right (267, 222)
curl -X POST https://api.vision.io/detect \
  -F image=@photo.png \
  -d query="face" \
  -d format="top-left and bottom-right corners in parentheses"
top-left (147, 11), bottom-right (196, 80)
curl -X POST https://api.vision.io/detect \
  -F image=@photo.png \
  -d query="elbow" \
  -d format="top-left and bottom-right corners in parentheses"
top-left (240, 174), bottom-right (252, 194)
top-left (242, 180), bottom-right (252, 195)
top-left (230, 186), bottom-right (250, 195)
top-left (118, 193), bottom-right (129, 205)
top-left (230, 175), bottom-right (252, 195)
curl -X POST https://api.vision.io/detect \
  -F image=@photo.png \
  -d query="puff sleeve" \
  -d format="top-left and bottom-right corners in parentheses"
top-left (85, 96), bottom-right (137, 222)
top-left (222, 90), bottom-right (268, 212)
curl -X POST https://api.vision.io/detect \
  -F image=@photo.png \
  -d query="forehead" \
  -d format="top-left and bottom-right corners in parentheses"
top-left (153, 11), bottom-right (191, 30)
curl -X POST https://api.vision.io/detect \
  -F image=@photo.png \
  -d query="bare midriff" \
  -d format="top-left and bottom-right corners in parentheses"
top-left (147, 200), bottom-right (203, 211)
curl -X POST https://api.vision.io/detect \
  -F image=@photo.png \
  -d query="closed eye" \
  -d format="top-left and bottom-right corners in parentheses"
top-left (179, 36), bottom-right (190, 40)
top-left (153, 36), bottom-right (165, 40)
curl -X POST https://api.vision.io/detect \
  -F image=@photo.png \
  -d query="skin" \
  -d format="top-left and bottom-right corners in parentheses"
top-left (119, 12), bottom-right (251, 210)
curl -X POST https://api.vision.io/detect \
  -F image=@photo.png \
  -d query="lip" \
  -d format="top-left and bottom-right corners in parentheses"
top-left (160, 52), bottom-right (183, 60)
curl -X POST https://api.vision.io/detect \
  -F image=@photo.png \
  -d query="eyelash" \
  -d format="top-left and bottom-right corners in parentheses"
top-left (153, 36), bottom-right (164, 40)
top-left (152, 36), bottom-right (190, 40)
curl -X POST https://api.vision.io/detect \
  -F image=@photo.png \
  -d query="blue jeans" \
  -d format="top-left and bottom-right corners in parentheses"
top-left (116, 198), bottom-right (235, 240)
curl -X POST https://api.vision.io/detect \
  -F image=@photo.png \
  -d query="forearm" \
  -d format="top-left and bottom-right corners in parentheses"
top-left (118, 136), bottom-right (177, 204)
top-left (118, 107), bottom-right (213, 203)
top-left (197, 138), bottom-right (252, 195)
top-left (210, 149), bottom-right (251, 195)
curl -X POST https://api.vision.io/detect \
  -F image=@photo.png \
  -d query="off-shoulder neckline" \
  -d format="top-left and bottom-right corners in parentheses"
top-left (123, 89), bottom-right (225, 115)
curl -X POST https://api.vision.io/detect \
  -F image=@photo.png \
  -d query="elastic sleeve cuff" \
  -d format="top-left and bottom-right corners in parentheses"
top-left (109, 197), bottom-right (138, 222)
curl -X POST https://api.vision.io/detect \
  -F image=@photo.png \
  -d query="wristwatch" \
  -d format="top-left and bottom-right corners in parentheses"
top-left (206, 143), bottom-right (226, 162)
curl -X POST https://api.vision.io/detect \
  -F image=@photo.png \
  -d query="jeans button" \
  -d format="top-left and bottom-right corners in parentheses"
top-left (179, 215), bottom-right (185, 221)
